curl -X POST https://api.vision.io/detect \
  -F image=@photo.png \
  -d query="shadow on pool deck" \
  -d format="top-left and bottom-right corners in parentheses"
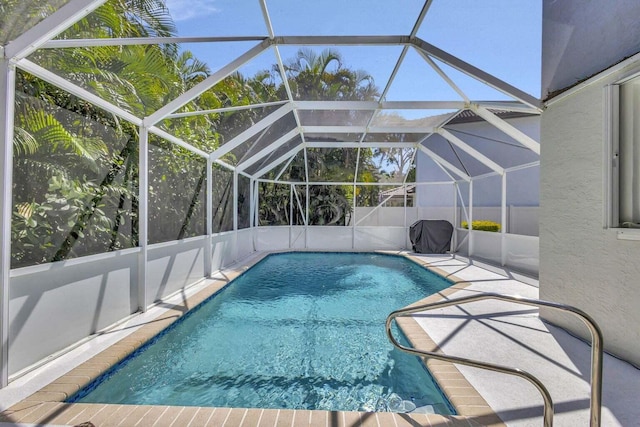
top-left (1, 251), bottom-right (639, 426)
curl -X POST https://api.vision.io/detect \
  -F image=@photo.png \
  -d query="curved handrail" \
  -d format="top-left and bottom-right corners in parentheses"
top-left (385, 292), bottom-right (603, 427)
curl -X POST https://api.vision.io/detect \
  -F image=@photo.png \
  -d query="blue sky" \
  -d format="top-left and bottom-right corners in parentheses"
top-left (164, 0), bottom-right (542, 103)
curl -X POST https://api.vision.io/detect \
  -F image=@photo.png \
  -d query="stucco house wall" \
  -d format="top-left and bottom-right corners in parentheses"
top-left (540, 0), bottom-right (640, 366)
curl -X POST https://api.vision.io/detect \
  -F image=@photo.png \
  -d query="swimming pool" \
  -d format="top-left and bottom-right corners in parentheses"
top-left (70, 252), bottom-right (455, 414)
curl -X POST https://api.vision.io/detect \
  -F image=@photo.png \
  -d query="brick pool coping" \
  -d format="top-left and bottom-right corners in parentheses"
top-left (0, 252), bottom-right (505, 426)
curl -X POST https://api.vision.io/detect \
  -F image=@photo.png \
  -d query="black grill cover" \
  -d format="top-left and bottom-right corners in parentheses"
top-left (409, 220), bottom-right (454, 254)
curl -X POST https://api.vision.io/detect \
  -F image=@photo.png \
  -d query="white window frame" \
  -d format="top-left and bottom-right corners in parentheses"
top-left (606, 69), bottom-right (640, 240)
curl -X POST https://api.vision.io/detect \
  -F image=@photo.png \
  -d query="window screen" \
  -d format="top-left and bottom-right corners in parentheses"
top-left (618, 76), bottom-right (640, 227)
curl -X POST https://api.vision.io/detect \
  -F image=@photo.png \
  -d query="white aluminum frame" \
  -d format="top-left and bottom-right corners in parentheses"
top-left (138, 126), bottom-right (149, 312)
top-left (438, 128), bottom-right (505, 175)
top-left (237, 129), bottom-right (300, 171)
top-left (305, 141), bottom-right (417, 148)
top-left (205, 159), bottom-right (213, 276)
top-left (295, 100), bottom-right (466, 110)
top-left (145, 40), bottom-right (271, 126)
top-left (412, 38), bottom-right (541, 111)
top-left (210, 103), bottom-right (293, 162)
top-left (253, 144), bottom-right (306, 178)
top-left (418, 145), bottom-right (471, 182)
top-left (166, 101), bottom-right (288, 119)
top-left (416, 49), bottom-right (470, 102)
top-left (275, 155), bottom-right (296, 181)
top-left (0, 60), bottom-right (16, 387)
top-left (470, 104), bottom-right (541, 154)
top-left (501, 172), bottom-right (508, 265)
top-left (302, 125), bottom-right (437, 134)
top-left (4, 0), bottom-right (107, 60)
top-left (17, 59), bottom-right (143, 126)
top-left (42, 36), bottom-right (268, 49)
top-left (0, 0), bottom-right (544, 387)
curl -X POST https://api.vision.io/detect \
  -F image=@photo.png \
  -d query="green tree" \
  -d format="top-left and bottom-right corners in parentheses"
top-left (10, 0), bottom-right (217, 265)
top-left (374, 146), bottom-right (416, 182)
top-left (281, 48), bottom-right (378, 101)
top-left (12, 0), bottom-right (277, 261)
top-left (258, 49), bottom-right (382, 226)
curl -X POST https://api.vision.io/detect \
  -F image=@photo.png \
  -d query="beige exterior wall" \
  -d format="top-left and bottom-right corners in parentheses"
top-left (539, 62), bottom-right (640, 366)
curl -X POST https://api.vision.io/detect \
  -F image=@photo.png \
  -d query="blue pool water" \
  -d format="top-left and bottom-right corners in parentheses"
top-left (71, 252), bottom-right (455, 414)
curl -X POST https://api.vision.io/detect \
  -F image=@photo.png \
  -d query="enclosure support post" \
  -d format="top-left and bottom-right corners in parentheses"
top-left (249, 179), bottom-right (253, 230)
top-left (402, 183), bottom-right (408, 249)
top-left (452, 182), bottom-right (458, 253)
top-left (290, 184), bottom-right (293, 249)
top-left (233, 170), bottom-right (238, 260)
top-left (305, 183), bottom-right (309, 249)
top-left (501, 172), bottom-right (507, 266)
top-left (0, 59), bottom-right (16, 387)
top-left (468, 180), bottom-right (474, 257)
top-left (137, 125), bottom-right (149, 312)
top-left (304, 148), bottom-right (309, 249)
top-left (249, 177), bottom-right (255, 252)
top-left (352, 182), bottom-right (357, 249)
top-left (233, 171), bottom-right (238, 232)
top-left (404, 183), bottom-right (408, 247)
top-left (254, 180), bottom-right (259, 230)
top-left (205, 159), bottom-right (212, 277)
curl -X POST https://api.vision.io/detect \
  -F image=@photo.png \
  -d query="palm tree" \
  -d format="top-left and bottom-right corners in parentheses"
top-left (60, 0), bottom-right (176, 39)
top-left (256, 49), bottom-right (383, 226)
top-left (280, 48), bottom-right (379, 102)
top-left (0, 0), bottom-right (67, 44)
top-left (11, 0), bottom-right (199, 266)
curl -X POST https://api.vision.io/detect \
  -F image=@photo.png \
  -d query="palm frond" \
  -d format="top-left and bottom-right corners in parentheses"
top-left (25, 110), bottom-right (108, 163)
top-left (13, 127), bottom-right (39, 156)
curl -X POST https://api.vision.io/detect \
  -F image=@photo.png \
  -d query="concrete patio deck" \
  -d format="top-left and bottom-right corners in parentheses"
top-left (407, 253), bottom-right (640, 426)
top-left (0, 251), bottom-right (638, 426)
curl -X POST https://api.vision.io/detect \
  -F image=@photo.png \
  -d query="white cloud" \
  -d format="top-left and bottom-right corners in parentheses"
top-left (165, 0), bottom-right (219, 22)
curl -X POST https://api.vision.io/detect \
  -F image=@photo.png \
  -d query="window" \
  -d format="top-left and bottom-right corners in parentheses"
top-left (609, 74), bottom-right (640, 231)
top-left (618, 76), bottom-right (640, 227)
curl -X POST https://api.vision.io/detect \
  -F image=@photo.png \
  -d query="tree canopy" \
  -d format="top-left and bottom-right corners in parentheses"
top-left (11, 3), bottom-right (414, 267)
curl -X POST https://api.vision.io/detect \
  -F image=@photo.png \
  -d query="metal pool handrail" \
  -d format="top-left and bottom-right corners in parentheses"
top-left (385, 293), bottom-right (604, 427)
